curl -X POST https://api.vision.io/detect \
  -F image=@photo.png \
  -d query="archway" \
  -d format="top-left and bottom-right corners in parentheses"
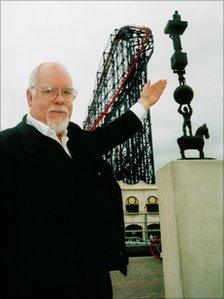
top-left (147, 223), bottom-right (160, 239)
top-left (125, 224), bottom-right (143, 238)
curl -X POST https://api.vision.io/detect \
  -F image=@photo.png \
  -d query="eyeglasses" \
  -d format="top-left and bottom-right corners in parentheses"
top-left (31, 86), bottom-right (77, 102)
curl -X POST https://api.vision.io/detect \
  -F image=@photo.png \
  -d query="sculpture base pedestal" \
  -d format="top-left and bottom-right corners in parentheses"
top-left (156, 160), bottom-right (223, 299)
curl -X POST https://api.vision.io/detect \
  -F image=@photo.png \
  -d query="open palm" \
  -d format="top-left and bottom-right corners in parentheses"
top-left (139, 80), bottom-right (167, 108)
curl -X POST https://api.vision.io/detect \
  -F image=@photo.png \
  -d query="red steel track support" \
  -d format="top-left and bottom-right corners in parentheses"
top-left (88, 26), bottom-right (151, 130)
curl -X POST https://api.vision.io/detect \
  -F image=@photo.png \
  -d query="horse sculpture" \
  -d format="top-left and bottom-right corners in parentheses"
top-left (177, 124), bottom-right (210, 159)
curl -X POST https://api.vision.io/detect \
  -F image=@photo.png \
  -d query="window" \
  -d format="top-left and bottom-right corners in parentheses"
top-left (146, 196), bottom-right (159, 213)
top-left (126, 196), bottom-right (139, 213)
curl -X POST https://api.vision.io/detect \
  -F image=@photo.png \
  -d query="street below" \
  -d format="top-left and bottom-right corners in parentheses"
top-left (111, 256), bottom-right (165, 299)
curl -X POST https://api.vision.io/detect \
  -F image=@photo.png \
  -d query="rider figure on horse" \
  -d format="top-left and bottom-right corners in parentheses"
top-left (178, 103), bottom-right (193, 136)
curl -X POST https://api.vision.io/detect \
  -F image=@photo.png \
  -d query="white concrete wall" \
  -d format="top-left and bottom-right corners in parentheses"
top-left (157, 160), bottom-right (223, 299)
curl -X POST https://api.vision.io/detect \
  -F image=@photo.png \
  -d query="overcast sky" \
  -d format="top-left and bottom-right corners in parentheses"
top-left (1, 1), bottom-right (223, 172)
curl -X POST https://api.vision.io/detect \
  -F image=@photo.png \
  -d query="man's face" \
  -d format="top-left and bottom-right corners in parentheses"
top-left (27, 64), bottom-right (73, 134)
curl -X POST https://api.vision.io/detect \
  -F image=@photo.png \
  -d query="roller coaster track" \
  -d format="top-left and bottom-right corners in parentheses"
top-left (87, 26), bottom-right (151, 130)
top-left (84, 25), bottom-right (155, 184)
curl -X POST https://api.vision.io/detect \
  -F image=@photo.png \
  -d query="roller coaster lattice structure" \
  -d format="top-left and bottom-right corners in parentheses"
top-left (83, 25), bottom-right (155, 184)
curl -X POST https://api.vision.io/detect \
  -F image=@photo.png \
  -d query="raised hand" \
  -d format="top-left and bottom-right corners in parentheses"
top-left (139, 79), bottom-right (167, 109)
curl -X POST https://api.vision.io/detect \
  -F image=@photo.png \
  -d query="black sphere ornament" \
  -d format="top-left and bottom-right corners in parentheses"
top-left (173, 84), bottom-right (194, 105)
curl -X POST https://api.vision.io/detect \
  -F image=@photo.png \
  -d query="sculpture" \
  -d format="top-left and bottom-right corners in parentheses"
top-left (164, 10), bottom-right (210, 159)
top-left (177, 124), bottom-right (210, 159)
top-left (178, 104), bottom-right (193, 136)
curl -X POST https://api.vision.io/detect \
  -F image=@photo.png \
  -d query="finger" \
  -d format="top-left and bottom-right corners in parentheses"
top-left (151, 81), bottom-right (167, 98)
top-left (151, 81), bottom-right (166, 90)
top-left (143, 81), bottom-right (150, 89)
top-left (148, 80), bottom-right (166, 91)
top-left (152, 79), bottom-right (167, 87)
top-left (152, 80), bottom-right (167, 93)
top-left (143, 79), bottom-right (167, 94)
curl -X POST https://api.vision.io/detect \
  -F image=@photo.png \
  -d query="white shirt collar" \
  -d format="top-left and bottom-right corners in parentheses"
top-left (26, 113), bottom-right (71, 157)
top-left (26, 113), bottom-right (68, 144)
top-left (26, 113), bottom-right (68, 137)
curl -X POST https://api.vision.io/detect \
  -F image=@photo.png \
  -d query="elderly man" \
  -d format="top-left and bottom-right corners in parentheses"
top-left (0, 62), bottom-right (167, 298)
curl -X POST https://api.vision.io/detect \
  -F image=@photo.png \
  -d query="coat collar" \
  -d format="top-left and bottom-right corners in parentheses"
top-left (16, 115), bottom-right (100, 162)
top-left (16, 115), bottom-right (69, 156)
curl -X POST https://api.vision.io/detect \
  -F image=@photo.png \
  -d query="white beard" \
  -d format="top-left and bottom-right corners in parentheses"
top-left (47, 106), bottom-right (70, 135)
top-left (48, 117), bottom-right (70, 135)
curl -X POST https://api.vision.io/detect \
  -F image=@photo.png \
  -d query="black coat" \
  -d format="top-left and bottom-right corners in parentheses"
top-left (0, 110), bottom-right (142, 291)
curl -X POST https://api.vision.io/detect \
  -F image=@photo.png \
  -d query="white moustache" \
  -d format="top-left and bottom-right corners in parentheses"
top-left (48, 107), bottom-right (69, 113)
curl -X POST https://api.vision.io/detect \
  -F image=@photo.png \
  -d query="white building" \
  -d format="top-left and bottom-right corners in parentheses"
top-left (118, 181), bottom-right (161, 242)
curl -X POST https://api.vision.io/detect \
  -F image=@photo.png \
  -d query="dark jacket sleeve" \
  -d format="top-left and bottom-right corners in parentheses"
top-left (0, 128), bottom-right (18, 282)
top-left (85, 110), bottom-right (143, 155)
top-left (0, 129), bottom-right (16, 200)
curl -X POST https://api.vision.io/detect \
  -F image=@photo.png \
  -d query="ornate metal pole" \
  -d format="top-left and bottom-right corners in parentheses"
top-left (164, 11), bottom-right (210, 159)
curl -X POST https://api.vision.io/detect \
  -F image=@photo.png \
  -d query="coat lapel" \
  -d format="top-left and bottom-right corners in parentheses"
top-left (16, 115), bottom-right (101, 164)
top-left (16, 115), bottom-right (70, 159)
top-left (67, 122), bottom-right (101, 164)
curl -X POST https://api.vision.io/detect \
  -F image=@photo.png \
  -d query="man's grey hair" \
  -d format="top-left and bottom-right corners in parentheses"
top-left (28, 62), bottom-right (72, 88)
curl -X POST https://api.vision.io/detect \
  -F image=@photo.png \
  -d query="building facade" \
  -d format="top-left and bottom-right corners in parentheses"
top-left (118, 181), bottom-right (160, 242)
